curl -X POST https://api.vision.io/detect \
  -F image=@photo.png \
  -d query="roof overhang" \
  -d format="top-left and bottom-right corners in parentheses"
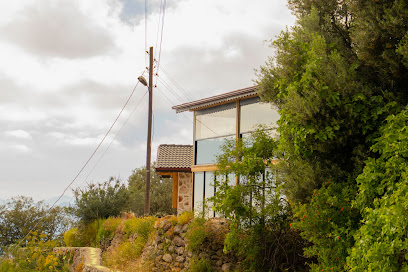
top-left (172, 86), bottom-right (258, 113)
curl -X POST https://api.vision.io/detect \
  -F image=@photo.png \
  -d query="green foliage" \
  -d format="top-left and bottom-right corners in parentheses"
top-left (122, 216), bottom-right (156, 240)
top-left (73, 177), bottom-right (130, 223)
top-left (213, 128), bottom-right (308, 271)
top-left (257, 1), bottom-right (408, 270)
top-left (96, 217), bottom-right (122, 246)
top-left (189, 258), bottom-right (215, 272)
top-left (292, 182), bottom-right (360, 271)
top-left (185, 217), bottom-right (209, 252)
top-left (63, 228), bottom-right (81, 247)
top-left (0, 231), bottom-right (71, 272)
top-left (347, 109), bottom-right (408, 270)
top-left (0, 196), bottom-right (71, 254)
top-left (177, 211), bottom-right (194, 225)
top-left (127, 164), bottom-right (176, 216)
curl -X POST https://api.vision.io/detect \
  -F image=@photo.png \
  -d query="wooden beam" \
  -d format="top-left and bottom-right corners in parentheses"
top-left (172, 172), bottom-right (178, 209)
top-left (191, 164), bottom-right (219, 172)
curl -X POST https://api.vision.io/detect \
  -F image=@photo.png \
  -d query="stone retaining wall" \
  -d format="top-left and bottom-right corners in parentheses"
top-left (139, 216), bottom-right (238, 271)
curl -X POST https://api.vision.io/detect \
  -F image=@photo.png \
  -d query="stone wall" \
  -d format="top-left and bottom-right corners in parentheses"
top-left (177, 172), bottom-right (192, 214)
top-left (140, 216), bottom-right (238, 272)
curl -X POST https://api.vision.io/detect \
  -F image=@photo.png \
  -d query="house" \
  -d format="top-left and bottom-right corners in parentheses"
top-left (155, 86), bottom-right (280, 215)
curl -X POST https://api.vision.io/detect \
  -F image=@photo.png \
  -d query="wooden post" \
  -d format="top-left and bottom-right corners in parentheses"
top-left (144, 46), bottom-right (153, 215)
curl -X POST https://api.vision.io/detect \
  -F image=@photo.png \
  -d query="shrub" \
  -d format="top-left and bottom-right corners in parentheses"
top-left (63, 228), bottom-right (81, 247)
top-left (177, 211), bottom-right (194, 225)
top-left (190, 258), bottom-right (215, 272)
top-left (96, 217), bottom-right (122, 246)
top-left (1, 231), bottom-right (71, 272)
top-left (185, 218), bottom-right (209, 252)
top-left (123, 217), bottom-right (156, 240)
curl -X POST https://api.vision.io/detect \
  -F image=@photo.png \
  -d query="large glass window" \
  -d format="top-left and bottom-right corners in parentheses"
top-left (240, 97), bottom-right (280, 134)
top-left (205, 172), bottom-right (215, 218)
top-left (195, 135), bottom-right (234, 165)
top-left (193, 172), bottom-right (204, 215)
top-left (195, 102), bottom-right (236, 140)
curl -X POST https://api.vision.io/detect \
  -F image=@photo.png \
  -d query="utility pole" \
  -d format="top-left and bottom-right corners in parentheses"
top-left (144, 46), bottom-right (153, 215)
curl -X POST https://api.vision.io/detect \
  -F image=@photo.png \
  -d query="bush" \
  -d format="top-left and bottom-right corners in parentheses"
top-left (177, 211), bottom-right (194, 225)
top-left (123, 216), bottom-right (156, 240)
top-left (185, 218), bottom-right (209, 252)
top-left (63, 228), bottom-right (81, 247)
top-left (96, 217), bottom-right (122, 246)
top-left (190, 258), bottom-right (215, 272)
top-left (1, 231), bottom-right (71, 272)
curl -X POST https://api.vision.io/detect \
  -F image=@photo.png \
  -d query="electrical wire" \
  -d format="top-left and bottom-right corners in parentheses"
top-left (0, 72), bottom-right (145, 263)
top-left (156, 76), bottom-right (185, 103)
top-left (156, 0), bottom-right (166, 74)
top-left (155, 62), bottom-right (192, 101)
top-left (71, 88), bottom-right (149, 198)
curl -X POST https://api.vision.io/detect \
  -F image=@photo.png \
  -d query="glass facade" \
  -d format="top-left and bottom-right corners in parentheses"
top-left (192, 95), bottom-right (280, 216)
top-left (240, 97), bottom-right (280, 134)
top-left (195, 136), bottom-right (234, 165)
top-left (195, 102), bottom-right (236, 140)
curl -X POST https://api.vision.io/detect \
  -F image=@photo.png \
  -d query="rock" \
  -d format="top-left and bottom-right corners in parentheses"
top-left (173, 224), bottom-right (183, 235)
top-left (176, 256), bottom-right (185, 262)
top-left (199, 252), bottom-right (209, 259)
top-left (175, 247), bottom-right (184, 255)
top-left (182, 224), bottom-right (189, 232)
top-left (222, 263), bottom-right (232, 272)
top-left (159, 219), bottom-right (173, 232)
top-left (216, 259), bottom-right (223, 267)
top-left (163, 253), bottom-right (172, 263)
top-left (173, 236), bottom-right (186, 247)
top-left (168, 245), bottom-right (175, 253)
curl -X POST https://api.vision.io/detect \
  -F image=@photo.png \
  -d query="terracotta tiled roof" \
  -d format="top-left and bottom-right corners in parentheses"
top-left (155, 144), bottom-right (193, 171)
top-left (172, 86), bottom-right (258, 113)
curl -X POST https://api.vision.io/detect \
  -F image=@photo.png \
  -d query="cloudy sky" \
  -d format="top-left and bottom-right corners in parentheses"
top-left (0, 0), bottom-right (295, 200)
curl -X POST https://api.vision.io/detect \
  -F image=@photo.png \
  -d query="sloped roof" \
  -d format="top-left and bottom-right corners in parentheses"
top-left (155, 144), bottom-right (193, 172)
top-left (172, 86), bottom-right (258, 113)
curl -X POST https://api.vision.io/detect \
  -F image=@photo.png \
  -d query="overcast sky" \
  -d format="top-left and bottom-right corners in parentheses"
top-left (0, 0), bottom-right (295, 200)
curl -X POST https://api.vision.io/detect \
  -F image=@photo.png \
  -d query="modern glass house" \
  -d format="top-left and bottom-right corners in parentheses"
top-left (170, 86), bottom-right (280, 216)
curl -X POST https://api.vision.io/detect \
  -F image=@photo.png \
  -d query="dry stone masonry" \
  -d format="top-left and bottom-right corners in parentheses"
top-left (140, 216), bottom-right (239, 272)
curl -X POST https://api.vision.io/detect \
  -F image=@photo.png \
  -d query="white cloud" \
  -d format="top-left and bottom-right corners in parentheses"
top-left (5, 130), bottom-right (32, 139)
top-left (0, 0), bottom-right (295, 199)
top-left (13, 144), bottom-right (31, 153)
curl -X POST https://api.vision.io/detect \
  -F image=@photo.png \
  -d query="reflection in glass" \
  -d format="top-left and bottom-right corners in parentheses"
top-left (195, 102), bottom-right (236, 140)
top-left (240, 97), bottom-right (280, 134)
top-left (194, 172), bottom-right (204, 215)
top-left (195, 136), bottom-right (234, 165)
top-left (205, 172), bottom-right (215, 218)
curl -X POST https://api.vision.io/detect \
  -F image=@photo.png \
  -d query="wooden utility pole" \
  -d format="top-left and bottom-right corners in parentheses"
top-left (144, 46), bottom-right (153, 215)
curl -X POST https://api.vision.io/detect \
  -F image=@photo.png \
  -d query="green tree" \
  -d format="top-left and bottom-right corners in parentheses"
top-left (212, 128), bottom-right (308, 271)
top-left (257, 0), bottom-right (408, 270)
top-left (127, 164), bottom-right (175, 216)
top-left (0, 196), bottom-right (71, 253)
top-left (73, 177), bottom-right (130, 223)
top-left (347, 109), bottom-right (408, 270)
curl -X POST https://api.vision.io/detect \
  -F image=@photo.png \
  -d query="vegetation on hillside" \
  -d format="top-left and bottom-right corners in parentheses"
top-left (255, 0), bottom-right (408, 270)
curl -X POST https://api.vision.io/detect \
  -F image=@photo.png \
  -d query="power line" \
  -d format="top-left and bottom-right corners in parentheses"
top-left (155, 61), bottom-right (192, 101)
top-left (156, 76), bottom-right (185, 103)
top-left (157, 0), bottom-right (166, 74)
top-left (156, 85), bottom-right (219, 137)
top-left (1, 72), bottom-right (145, 262)
top-left (72, 89), bottom-right (149, 196)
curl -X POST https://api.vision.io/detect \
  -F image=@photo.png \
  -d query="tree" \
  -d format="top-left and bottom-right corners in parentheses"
top-left (73, 177), bottom-right (130, 223)
top-left (127, 164), bottom-right (175, 216)
top-left (212, 128), bottom-right (308, 271)
top-left (257, 0), bottom-right (408, 270)
top-left (0, 196), bottom-right (71, 253)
